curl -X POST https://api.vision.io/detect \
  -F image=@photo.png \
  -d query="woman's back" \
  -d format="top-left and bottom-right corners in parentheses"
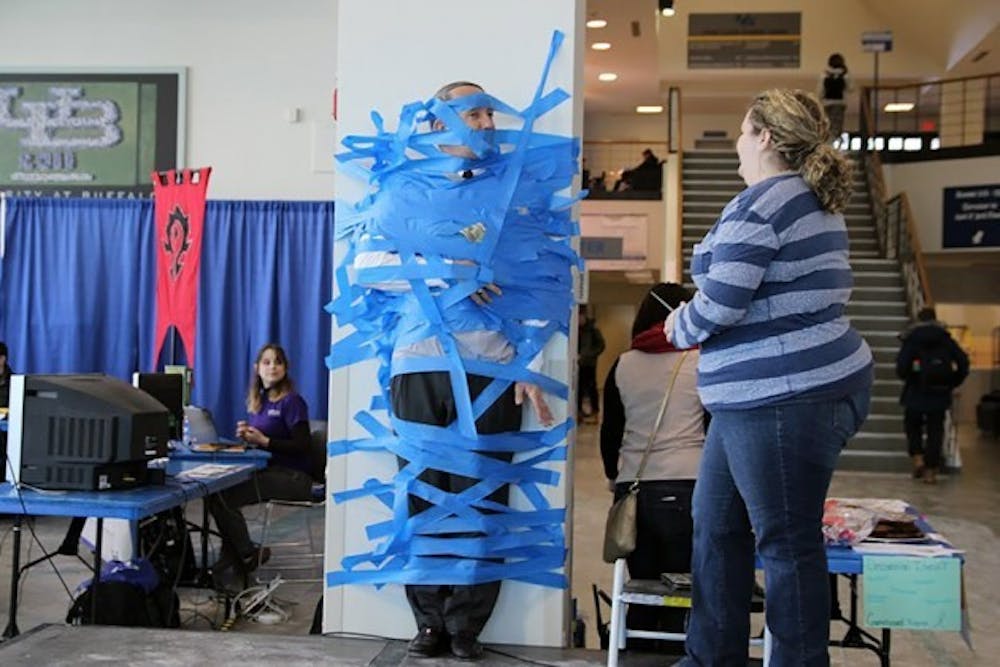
top-left (608, 348), bottom-right (703, 482)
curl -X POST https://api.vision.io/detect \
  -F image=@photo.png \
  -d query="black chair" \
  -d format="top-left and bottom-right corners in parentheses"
top-left (254, 420), bottom-right (327, 582)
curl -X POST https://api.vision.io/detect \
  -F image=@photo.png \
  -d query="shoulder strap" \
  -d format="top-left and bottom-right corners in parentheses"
top-left (632, 351), bottom-right (690, 485)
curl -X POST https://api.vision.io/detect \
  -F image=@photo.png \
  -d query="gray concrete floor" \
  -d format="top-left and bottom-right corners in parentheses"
top-left (1, 422), bottom-right (998, 665)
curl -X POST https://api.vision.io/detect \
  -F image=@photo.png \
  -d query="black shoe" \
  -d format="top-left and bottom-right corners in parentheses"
top-left (450, 632), bottom-right (484, 661)
top-left (408, 626), bottom-right (447, 657)
top-left (211, 545), bottom-right (271, 575)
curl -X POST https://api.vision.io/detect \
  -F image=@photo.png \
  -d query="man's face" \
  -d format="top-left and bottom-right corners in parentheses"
top-left (435, 84), bottom-right (495, 159)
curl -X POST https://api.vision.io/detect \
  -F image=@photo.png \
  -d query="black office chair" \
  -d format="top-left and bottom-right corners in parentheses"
top-left (254, 420), bottom-right (328, 582)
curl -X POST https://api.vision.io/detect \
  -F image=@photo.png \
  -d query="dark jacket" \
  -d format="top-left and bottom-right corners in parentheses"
top-left (578, 321), bottom-right (606, 366)
top-left (895, 321), bottom-right (969, 412)
top-left (0, 365), bottom-right (11, 409)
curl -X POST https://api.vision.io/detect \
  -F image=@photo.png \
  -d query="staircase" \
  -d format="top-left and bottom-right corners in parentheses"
top-left (679, 150), bottom-right (910, 473)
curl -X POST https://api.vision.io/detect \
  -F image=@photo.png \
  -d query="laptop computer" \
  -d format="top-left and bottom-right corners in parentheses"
top-left (183, 405), bottom-right (242, 448)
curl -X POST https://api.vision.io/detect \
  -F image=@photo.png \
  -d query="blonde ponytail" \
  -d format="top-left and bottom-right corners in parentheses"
top-left (748, 89), bottom-right (854, 213)
top-left (801, 143), bottom-right (853, 214)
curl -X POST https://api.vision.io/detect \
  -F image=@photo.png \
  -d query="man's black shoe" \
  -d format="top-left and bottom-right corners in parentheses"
top-left (408, 626), bottom-right (447, 657)
top-left (451, 632), bottom-right (484, 661)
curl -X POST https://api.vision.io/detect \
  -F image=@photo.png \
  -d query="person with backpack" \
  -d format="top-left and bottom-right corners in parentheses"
top-left (896, 307), bottom-right (970, 483)
top-left (819, 53), bottom-right (850, 144)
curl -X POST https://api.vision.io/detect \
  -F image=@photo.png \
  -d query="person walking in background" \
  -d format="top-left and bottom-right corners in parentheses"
top-left (896, 307), bottom-right (970, 484)
top-left (578, 307), bottom-right (606, 423)
top-left (601, 283), bottom-right (704, 653)
top-left (665, 89), bottom-right (873, 666)
top-left (820, 53), bottom-right (851, 145)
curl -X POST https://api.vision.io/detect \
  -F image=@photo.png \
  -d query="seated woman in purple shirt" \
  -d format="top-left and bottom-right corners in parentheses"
top-left (208, 343), bottom-right (319, 575)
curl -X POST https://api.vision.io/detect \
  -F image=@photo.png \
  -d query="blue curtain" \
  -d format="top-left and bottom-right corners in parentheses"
top-left (0, 196), bottom-right (333, 436)
top-left (0, 197), bottom-right (155, 379)
top-left (196, 200), bottom-right (334, 436)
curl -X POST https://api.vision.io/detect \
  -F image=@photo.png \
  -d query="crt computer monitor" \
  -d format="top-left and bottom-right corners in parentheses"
top-left (6, 374), bottom-right (170, 491)
top-left (133, 372), bottom-right (184, 440)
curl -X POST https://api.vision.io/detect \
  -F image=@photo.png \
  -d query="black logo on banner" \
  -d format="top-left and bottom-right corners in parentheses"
top-left (163, 205), bottom-right (192, 279)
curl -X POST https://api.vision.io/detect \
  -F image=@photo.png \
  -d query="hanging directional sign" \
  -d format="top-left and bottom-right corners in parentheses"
top-left (862, 30), bottom-right (893, 53)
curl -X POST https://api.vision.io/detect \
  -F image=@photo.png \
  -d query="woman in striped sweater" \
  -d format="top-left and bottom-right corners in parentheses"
top-left (666, 90), bottom-right (873, 667)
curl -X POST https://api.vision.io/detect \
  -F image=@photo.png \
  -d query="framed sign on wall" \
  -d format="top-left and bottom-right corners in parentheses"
top-left (0, 69), bottom-right (185, 198)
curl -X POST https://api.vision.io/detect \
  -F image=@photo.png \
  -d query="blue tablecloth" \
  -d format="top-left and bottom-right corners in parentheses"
top-left (0, 459), bottom-right (261, 521)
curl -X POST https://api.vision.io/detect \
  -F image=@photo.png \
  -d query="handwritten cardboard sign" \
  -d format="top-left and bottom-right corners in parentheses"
top-left (863, 555), bottom-right (961, 631)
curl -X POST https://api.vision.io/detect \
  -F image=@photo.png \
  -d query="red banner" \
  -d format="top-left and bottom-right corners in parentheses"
top-left (151, 167), bottom-right (211, 370)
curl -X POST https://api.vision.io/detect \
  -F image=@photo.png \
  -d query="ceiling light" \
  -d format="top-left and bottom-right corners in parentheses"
top-left (586, 19), bottom-right (608, 29)
top-left (636, 105), bottom-right (664, 114)
top-left (659, 0), bottom-right (676, 17)
top-left (598, 72), bottom-right (618, 82)
top-left (591, 42), bottom-right (611, 51)
top-left (884, 102), bottom-right (915, 112)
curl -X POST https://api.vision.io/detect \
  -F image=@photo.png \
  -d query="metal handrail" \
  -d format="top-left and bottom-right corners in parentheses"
top-left (863, 70), bottom-right (999, 148)
top-left (875, 71), bottom-right (1000, 90)
top-left (859, 93), bottom-right (933, 316)
top-left (669, 87), bottom-right (684, 281)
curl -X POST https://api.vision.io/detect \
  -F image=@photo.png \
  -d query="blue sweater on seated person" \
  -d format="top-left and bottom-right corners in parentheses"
top-left (669, 173), bottom-right (873, 410)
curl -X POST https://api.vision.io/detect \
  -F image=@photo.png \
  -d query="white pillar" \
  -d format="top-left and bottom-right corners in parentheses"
top-left (325, 0), bottom-right (583, 647)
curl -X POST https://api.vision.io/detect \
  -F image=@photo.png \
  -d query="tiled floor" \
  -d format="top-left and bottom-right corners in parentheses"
top-left (2, 422), bottom-right (998, 665)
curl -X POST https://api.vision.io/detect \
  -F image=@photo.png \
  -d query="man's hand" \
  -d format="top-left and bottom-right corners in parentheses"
top-left (514, 381), bottom-right (554, 427)
top-left (471, 283), bottom-right (502, 306)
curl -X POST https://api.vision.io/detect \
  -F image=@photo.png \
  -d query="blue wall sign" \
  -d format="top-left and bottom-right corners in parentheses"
top-left (942, 183), bottom-right (1000, 248)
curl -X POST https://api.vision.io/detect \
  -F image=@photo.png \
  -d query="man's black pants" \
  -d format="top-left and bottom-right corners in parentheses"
top-left (391, 371), bottom-right (522, 637)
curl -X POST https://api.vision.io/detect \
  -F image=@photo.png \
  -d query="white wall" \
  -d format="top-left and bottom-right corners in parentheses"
top-left (327, 0), bottom-right (582, 647)
top-left (884, 155), bottom-right (1000, 252)
top-left (0, 0), bottom-right (338, 200)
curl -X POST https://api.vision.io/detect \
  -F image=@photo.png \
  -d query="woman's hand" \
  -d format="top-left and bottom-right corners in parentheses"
top-left (236, 420), bottom-right (270, 447)
top-left (663, 300), bottom-right (686, 343)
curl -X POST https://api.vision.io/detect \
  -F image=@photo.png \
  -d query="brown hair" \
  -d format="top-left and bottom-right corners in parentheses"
top-left (747, 89), bottom-right (853, 214)
top-left (246, 343), bottom-right (295, 414)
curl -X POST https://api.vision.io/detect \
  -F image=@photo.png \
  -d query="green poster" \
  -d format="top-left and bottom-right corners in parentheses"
top-left (863, 555), bottom-right (961, 631)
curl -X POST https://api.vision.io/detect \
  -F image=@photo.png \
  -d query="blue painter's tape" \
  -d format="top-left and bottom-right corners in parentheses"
top-left (328, 30), bottom-right (579, 591)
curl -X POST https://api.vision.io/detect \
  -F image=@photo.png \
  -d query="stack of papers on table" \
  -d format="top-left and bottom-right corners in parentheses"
top-left (176, 463), bottom-right (252, 480)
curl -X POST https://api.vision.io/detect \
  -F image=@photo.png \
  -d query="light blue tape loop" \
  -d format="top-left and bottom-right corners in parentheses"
top-left (328, 30), bottom-right (576, 590)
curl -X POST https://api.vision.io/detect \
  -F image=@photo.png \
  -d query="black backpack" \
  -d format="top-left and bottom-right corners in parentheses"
top-left (823, 72), bottom-right (846, 100)
top-left (67, 580), bottom-right (180, 628)
top-left (916, 340), bottom-right (957, 390)
top-left (66, 557), bottom-right (180, 628)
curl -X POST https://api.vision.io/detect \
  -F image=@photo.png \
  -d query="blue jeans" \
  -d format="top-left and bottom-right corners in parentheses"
top-left (684, 390), bottom-right (870, 667)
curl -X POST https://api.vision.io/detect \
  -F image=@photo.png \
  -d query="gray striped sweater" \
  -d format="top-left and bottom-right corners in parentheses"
top-left (668, 173), bottom-right (873, 410)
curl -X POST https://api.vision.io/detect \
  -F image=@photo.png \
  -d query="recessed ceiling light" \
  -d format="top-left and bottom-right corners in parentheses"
top-left (636, 105), bottom-right (664, 114)
top-left (659, 0), bottom-right (676, 17)
top-left (598, 72), bottom-right (618, 82)
top-left (591, 42), bottom-right (612, 51)
top-left (586, 19), bottom-right (608, 29)
top-left (884, 102), bottom-right (915, 112)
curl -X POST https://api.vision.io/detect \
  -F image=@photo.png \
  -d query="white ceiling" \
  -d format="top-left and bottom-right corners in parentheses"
top-left (583, 0), bottom-right (1000, 116)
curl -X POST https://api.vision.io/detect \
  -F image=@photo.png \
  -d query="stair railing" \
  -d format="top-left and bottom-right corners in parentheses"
top-left (668, 86), bottom-right (684, 280)
top-left (859, 94), bottom-right (934, 317)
